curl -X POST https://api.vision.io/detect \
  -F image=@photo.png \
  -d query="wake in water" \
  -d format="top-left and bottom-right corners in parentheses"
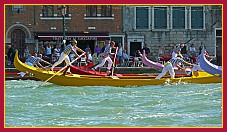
top-left (164, 78), bottom-right (188, 86)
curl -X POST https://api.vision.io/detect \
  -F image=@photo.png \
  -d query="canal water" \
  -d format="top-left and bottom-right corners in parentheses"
top-left (5, 80), bottom-right (222, 127)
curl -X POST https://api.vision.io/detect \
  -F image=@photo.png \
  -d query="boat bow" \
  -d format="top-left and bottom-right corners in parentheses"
top-left (140, 50), bottom-right (191, 74)
top-left (199, 48), bottom-right (222, 78)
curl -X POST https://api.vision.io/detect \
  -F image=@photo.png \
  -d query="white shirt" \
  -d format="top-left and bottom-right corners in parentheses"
top-left (117, 47), bottom-right (123, 56)
top-left (54, 48), bottom-right (60, 57)
top-left (46, 46), bottom-right (52, 55)
top-left (190, 47), bottom-right (196, 52)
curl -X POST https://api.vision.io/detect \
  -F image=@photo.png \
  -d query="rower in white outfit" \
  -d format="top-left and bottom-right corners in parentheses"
top-left (155, 54), bottom-right (194, 79)
top-left (50, 39), bottom-right (85, 74)
top-left (92, 41), bottom-right (117, 75)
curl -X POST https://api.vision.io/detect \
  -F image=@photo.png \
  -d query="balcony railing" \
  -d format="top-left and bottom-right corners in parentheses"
top-left (40, 13), bottom-right (72, 20)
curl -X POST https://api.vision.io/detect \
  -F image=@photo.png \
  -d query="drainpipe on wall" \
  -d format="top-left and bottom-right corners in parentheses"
top-left (34, 5), bottom-right (38, 53)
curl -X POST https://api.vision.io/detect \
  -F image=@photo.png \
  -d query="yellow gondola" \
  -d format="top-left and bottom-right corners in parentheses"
top-left (14, 51), bottom-right (222, 87)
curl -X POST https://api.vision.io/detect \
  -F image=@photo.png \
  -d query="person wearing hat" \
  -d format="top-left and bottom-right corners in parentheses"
top-left (50, 39), bottom-right (85, 74)
top-left (92, 40), bottom-right (117, 75)
top-left (155, 54), bottom-right (194, 79)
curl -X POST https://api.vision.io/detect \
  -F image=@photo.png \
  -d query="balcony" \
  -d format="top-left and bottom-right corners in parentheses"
top-left (40, 13), bottom-right (72, 20)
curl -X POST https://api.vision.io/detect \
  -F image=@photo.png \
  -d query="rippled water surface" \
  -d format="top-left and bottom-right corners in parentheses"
top-left (5, 80), bottom-right (222, 127)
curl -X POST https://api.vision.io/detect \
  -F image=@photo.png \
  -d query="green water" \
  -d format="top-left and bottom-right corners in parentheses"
top-left (5, 80), bottom-right (222, 127)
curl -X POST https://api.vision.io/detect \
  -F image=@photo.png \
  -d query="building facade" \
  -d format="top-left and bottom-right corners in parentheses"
top-left (5, 5), bottom-right (124, 57)
top-left (123, 5), bottom-right (222, 65)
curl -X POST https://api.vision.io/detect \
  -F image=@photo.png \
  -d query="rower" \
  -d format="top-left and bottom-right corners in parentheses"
top-left (92, 41), bottom-right (117, 75)
top-left (155, 54), bottom-right (194, 79)
top-left (18, 53), bottom-right (51, 77)
top-left (50, 39), bottom-right (85, 74)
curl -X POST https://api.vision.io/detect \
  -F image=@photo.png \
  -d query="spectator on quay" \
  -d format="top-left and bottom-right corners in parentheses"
top-left (60, 43), bottom-right (65, 53)
top-left (116, 43), bottom-right (123, 66)
top-left (134, 50), bottom-right (143, 67)
top-left (172, 43), bottom-right (184, 58)
top-left (24, 45), bottom-right (31, 60)
top-left (189, 43), bottom-right (196, 57)
top-left (101, 40), bottom-right (110, 53)
top-left (45, 43), bottom-right (52, 63)
top-left (86, 49), bottom-right (93, 64)
top-left (85, 44), bottom-right (90, 53)
top-left (134, 50), bottom-right (141, 57)
top-left (69, 52), bottom-right (75, 62)
top-left (142, 44), bottom-right (151, 56)
top-left (170, 46), bottom-right (175, 56)
top-left (158, 45), bottom-right (165, 57)
top-left (122, 49), bottom-right (130, 67)
top-left (6, 44), bottom-right (12, 66)
top-left (94, 44), bottom-right (102, 55)
top-left (7, 44), bottom-right (17, 66)
top-left (53, 44), bottom-right (61, 61)
top-left (123, 49), bottom-right (130, 60)
top-left (183, 50), bottom-right (194, 63)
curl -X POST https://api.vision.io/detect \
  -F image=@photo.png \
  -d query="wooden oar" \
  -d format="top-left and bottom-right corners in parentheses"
top-left (33, 52), bottom-right (86, 89)
top-left (62, 65), bottom-right (70, 75)
top-left (43, 64), bottom-right (52, 69)
top-left (183, 38), bottom-right (194, 44)
top-left (181, 63), bottom-right (189, 76)
top-left (111, 47), bottom-right (118, 77)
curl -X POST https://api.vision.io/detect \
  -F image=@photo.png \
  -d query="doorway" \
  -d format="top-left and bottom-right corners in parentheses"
top-left (130, 42), bottom-right (142, 56)
top-left (11, 29), bottom-right (25, 58)
top-left (77, 40), bottom-right (95, 55)
top-left (215, 29), bottom-right (222, 66)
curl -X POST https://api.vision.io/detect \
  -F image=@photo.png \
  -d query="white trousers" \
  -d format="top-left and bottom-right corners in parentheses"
top-left (155, 63), bottom-right (175, 79)
top-left (51, 53), bottom-right (71, 72)
top-left (94, 56), bottom-right (113, 70)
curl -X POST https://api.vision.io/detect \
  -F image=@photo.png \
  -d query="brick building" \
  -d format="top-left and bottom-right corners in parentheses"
top-left (5, 5), bottom-right (124, 58)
